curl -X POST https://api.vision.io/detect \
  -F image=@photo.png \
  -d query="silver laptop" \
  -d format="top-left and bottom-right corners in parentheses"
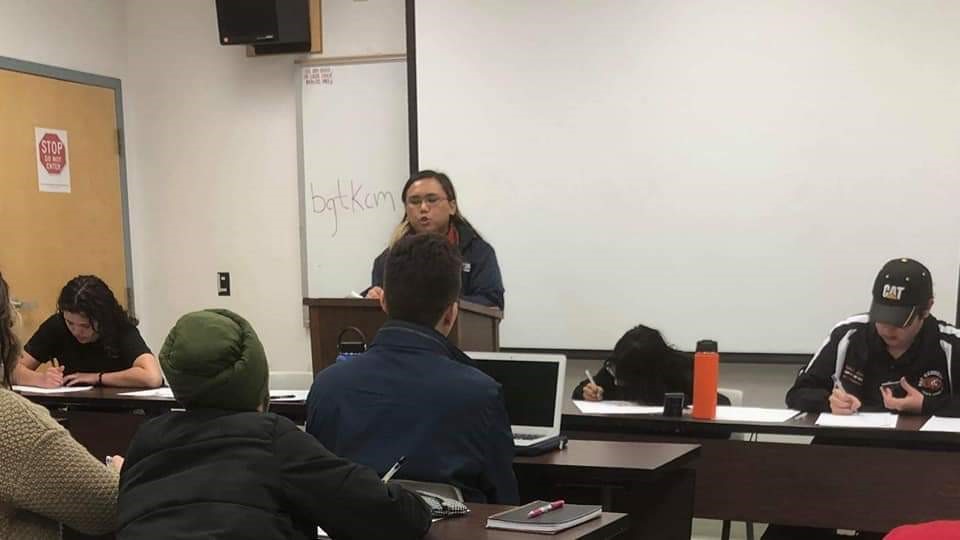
top-left (468, 351), bottom-right (566, 447)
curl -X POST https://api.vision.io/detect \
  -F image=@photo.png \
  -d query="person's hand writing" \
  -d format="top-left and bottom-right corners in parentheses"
top-left (882, 377), bottom-right (924, 414)
top-left (828, 388), bottom-right (861, 415)
top-left (366, 287), bottom-right (384, 300)
top-left (582, 383), bottom-right (604, 401)
top-left (62, 372), bottom-right (98, 387)
top-left (38, 366), bottom-right (64, 388)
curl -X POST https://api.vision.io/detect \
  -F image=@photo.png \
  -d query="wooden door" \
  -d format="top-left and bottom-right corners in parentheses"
top-left (0, 67), bottom-right (128, 343)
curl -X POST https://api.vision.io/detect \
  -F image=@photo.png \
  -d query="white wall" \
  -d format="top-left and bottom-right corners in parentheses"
top-left (0, 0), bottom-right (406, 381)
top-left (0, 0), bottom-right (126, 78)
top-left (123, 0), bottom-right (406, 381)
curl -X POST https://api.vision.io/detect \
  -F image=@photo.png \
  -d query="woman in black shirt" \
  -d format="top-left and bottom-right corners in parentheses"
top-left (13, 275), bottom-right (162, 388)
top-left (572, 325), bottom-right (730, 406)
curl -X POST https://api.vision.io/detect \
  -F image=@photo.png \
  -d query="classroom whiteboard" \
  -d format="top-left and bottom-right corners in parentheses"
top-left (299, 60), bottom-right (407, 297)
top-left (415, 0), bottom-right (960, 353)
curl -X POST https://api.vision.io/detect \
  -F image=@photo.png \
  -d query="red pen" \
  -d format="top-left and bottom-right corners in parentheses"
top-left (528, 500), bottom-right (565, 518)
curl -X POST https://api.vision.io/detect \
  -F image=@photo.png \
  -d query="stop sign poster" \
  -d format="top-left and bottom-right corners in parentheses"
top-left (35, 127), bottom-right (71, 193)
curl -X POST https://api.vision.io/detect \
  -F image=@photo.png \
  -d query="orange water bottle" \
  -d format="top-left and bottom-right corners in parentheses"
top-left (692, 339), bottom-right (719, 420)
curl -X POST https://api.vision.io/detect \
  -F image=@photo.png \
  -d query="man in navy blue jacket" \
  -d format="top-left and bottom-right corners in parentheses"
top-left (306, 233), bottom-right (518, 504)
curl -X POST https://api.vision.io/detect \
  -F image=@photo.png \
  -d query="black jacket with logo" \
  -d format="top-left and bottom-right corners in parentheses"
top-left (786, 314), bottom-right (960, 415)
top-left (371, 221), bottom-right (505, 310)
top-left (118, 410), bottom-right (431, 540)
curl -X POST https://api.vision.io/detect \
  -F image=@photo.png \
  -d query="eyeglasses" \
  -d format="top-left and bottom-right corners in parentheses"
top-left (405, 195), bottom-right (449, 208)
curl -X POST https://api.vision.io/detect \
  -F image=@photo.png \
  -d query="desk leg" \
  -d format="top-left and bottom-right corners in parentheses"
top-left (620, 468), bottom-right (696, 540)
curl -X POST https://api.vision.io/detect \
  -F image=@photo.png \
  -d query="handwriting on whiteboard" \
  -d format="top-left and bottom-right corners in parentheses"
top-left (310, 179), bottom-right (398, 237)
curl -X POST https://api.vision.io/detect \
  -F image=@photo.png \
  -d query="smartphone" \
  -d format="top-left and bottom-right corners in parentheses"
top-left (880, 381), bottom-right (907, 399)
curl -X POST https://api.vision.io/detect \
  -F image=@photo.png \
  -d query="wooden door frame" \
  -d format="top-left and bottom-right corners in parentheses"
top-left (0, 56), bottom-right (135, 315)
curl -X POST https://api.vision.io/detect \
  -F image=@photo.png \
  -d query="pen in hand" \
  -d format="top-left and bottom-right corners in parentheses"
top-left (381, 456), bottom-right (406, 483)
top-left (585, 370), bottom-right (596, 387)
top-left (831, 373), bottom-right (860, 413)
top-left (831, 374), bottom-right (847, 394)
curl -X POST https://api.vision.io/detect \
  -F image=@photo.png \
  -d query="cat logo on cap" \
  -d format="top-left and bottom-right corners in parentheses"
top-left (882, 284), bottom-right (905, 301)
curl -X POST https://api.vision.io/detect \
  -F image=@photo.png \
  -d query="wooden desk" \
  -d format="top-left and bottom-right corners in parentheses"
top-left (303, 298), bottom-right (502, 373)
top-left (563, 410), bottom-right (960, 533)
top-left (22, 391), bottom-right (693, 540)
top-left (427, 503), bottom-right (629, 540)
top-left (19, 387), bottom-right (306, 459)
top-left (514, 440), bottom-right (700, 540)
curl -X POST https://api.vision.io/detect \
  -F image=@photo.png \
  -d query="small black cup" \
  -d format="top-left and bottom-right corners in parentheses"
top-left (663, 392), bottom-right (685, 417)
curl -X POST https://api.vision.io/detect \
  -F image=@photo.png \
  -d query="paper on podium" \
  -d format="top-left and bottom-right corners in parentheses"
top-left (573, 400), bottom-right (663, 415)
top-left (815, 412), bottom-right (898, 428)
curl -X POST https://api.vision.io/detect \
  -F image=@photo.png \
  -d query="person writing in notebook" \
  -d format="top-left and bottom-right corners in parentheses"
top-left (365, 170), bottom-right (505, 310)
top-left (572, 325), bottom-right (730, 406)
top-left (13, 275), bottom-right (162, 388)
top-left (785, 258), bottom-right (960, 416)
top-left (765, 259), bottom-right (960, 540)
top-left (308, 233), bottom-right (518, 503)
top-left (0, 273), bottom-right (122, 539)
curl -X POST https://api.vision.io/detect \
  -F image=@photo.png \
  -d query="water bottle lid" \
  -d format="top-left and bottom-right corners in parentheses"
top-left (696, 340), bottom-right (718, 352)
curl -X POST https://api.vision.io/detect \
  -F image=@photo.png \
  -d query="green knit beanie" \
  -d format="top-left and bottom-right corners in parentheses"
top-left (160, 309), bottom-right (269, 411)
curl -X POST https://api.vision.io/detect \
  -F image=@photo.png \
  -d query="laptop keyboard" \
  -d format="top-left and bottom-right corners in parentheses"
top-left (513, 433), bottom-right (541, 440)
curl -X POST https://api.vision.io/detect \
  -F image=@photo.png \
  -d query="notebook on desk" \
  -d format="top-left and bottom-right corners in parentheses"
top-left (469, 351), bottom-right (566, 448)
top-left (486, 501), bottom-right (601, 533)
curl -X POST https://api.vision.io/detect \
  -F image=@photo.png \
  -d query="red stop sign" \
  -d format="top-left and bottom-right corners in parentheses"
top-left (38, 133), bottom-right (67, 174)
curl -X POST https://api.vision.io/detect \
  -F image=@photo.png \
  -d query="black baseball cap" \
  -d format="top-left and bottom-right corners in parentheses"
top-left (869, 258), bottom-right (933, 327)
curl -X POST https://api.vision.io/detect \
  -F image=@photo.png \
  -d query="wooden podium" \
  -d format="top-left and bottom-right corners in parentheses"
top-left (303, 298), bottom-right (503, 374)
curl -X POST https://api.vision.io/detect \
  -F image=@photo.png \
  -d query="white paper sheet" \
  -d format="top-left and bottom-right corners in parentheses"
top-left (714, 406), bottom-right (800, 423)
top-left (118, 388), bottom-right (175, 398)
top-left (815, 412), bottom-right (898, 428)
top-left (117, 388), bottom-right (307, 401)
top-left (920, 416), bottom-right (960, 433)
top-left (572, 400), bottom-right (663, 415)
top-left (13, 385), bottom-right (93, 394)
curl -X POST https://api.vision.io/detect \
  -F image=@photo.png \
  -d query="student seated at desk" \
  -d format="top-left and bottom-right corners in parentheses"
top-left (117, 309), bottom-right (431, 540)
top-left (785, 258), bottom-right (960, 416)
top-left (13, 275), bottom-right (162, 389)
top-left (308, 233), bottom-right (518, 504)
top-left (765, 259), bottom-right (960, 540)
top-left (572, 325), bottom-right (730, 406)
top-left (364, 169), bottom-right (505, 310)
top-left (0, 273), bottom-right (122, 539)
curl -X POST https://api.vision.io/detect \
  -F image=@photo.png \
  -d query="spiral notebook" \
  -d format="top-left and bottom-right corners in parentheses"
top-left (486, 501), bottom-right (601, 534)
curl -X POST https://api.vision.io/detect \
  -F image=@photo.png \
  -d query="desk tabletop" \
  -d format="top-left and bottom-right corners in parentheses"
top-left (17, 386), bottom-right (306, 417)
top-left (425, 503), bottom-right (628, 540)
top-left (562, 408), bottom-right (959, 445)
top-left (24, 387), bottom-right (957, 446)
top-left (514, 439), bottom-right (700, 475)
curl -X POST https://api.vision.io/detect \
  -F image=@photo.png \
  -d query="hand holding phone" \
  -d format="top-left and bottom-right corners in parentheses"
top-left (880, 381), bottom-right (907, 399)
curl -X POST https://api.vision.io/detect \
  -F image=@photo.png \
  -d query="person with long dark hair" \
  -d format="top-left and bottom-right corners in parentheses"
top-left (13, 275), bottom-right (162, 388)
top-left (573, 325), bottom-right (730, 406)
top-left (365, 170), bottom-right (505, 310)
top-left (0, 273), bottom-right (122, 538)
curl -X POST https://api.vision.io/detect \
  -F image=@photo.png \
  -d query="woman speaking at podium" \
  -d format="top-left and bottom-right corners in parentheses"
top-left (365, 170), bottom-right (504, 310)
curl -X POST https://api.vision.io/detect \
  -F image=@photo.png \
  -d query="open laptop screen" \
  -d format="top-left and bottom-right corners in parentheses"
top-left (474, 359), bottom-right (558, 428)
